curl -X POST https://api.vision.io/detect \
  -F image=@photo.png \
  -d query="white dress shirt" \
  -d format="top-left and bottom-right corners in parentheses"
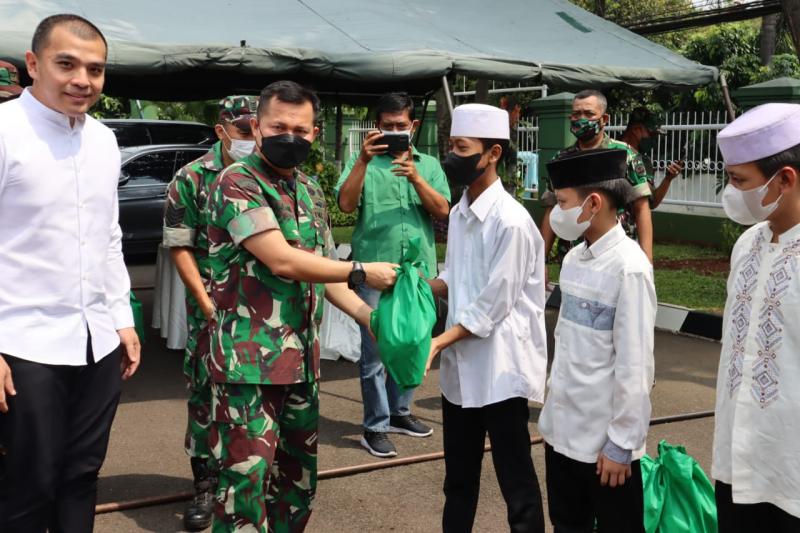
top-left (437, 179), bottom-right (547, 408)
top-left (712, 221), bottom-right (800, 518)
top-left (538, 224), bottom-right (656, 464)
top-left (0, 90), bottom-right (133, 365)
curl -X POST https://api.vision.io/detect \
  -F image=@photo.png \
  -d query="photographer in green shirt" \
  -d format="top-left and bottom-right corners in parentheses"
top-left (335, 92), bottom-right (451, 457)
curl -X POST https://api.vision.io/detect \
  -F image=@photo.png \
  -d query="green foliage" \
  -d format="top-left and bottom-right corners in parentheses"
top-left (720, 220), bottom-right (745, 256)
top-left (152, 100), bottom-right (218, 124)
top-left (90, 94), bottom-right (130, 119)
top-left (300, 142), bottom-right (357, 227)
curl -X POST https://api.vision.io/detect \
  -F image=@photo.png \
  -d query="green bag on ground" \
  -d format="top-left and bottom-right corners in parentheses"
top-left (641, 440), bottom-right (717, 533)
top-left (130, 291), bottom-right (146, 343)
top-left (370, 237), bottom-right (437, 391)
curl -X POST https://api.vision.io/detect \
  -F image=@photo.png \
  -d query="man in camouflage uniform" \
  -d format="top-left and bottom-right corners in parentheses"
top-left (0, 60), bottom-right (23, 102)
top-left (540, 90), bottom-right (654, 262)
top-left (205, 80), bottom-right (398, 532)
top-left (163, 95), bottom-right (256, 531)
top-left (620, 107), bottom-right (685, 209)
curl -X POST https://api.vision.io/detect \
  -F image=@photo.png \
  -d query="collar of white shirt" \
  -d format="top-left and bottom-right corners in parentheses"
top-left (20, 88), bottom-right (86, 132)
top-left (456, 178), bottom-right (504, 223)
top-left (764, 221), bottom-right (800, 244)
top-left (580, 223), bottom-right (626, 261)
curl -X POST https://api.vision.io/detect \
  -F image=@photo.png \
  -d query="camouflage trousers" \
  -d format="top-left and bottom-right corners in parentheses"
top-left (184, 316), bottom-right (212, 460)
top-left (209, 380), bottom-right (319, 533)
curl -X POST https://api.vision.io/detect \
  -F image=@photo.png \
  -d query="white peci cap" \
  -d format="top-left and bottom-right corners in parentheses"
top-left (450, 103), bottom-right (510, 140)
top-left (718, 103), bottom-right (800, 165)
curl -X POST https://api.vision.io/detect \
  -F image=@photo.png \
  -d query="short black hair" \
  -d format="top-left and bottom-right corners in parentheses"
top-left (478, 138), bottom-right (511, 165)
top-left (574, 178), bottom-right (629, 211)
top-left (32, 14), bottom-right (107, 55)
top-left (574, 89), bottom-right (608, 113)
top-left (257, 80), bottom-right (321, 121)
top-left (755, 142), bottom-right (800, 177)
top-left (375, 92), bottom-right (415, 124)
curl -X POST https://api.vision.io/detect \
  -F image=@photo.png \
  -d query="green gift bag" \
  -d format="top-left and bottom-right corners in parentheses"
top-left (642, 440), bottom-right (717, 533)
top-left (130, 291), bottom-right (146, 343)
top-left (370, 237), bottom-right (437, 391)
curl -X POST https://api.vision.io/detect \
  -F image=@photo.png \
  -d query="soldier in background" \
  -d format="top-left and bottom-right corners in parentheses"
top-left (162, 95), bottom-right (256, 531)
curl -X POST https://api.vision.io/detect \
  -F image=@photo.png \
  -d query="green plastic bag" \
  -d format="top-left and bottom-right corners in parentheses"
top-left (130, 291), bottom-right (146, 343)
top-left (642, 440), bottom-right (717, 533)
top-left (370, 237), bottom-right (437, 391)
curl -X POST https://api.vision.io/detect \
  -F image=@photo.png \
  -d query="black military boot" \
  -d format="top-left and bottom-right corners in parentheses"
top-left (184, 457), bottom-right (217, 531)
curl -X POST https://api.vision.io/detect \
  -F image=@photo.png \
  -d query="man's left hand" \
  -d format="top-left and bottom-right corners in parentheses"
top-left (391, 148), bottom-right (421, 184)
top-left (596, 454), bottom-right (632, 488)
top-left (117, 327), bottom-right (141, 380)
top-left (665, 160), bottom-right (684, 180)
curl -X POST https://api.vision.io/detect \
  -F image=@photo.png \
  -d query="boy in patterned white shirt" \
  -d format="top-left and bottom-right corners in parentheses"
top-left (713, 103), bottom-right (800, 532)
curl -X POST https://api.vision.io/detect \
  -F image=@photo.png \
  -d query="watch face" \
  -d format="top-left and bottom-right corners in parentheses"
top-left (353, 269), bottom-right (367, 284)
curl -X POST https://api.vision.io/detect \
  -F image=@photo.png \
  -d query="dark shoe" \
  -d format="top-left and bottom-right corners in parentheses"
top-left (389, 415), bottom-right (433, 437)
top-left (184, 457), bottom-right (217, 531)
top-left (360, 431), bottom-right (398, 458)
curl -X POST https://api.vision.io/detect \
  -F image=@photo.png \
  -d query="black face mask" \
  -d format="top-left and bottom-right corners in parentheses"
top-left (442, 152), bottom-right (486, 186)
top-left (259, 133), bottom-right (312, 169)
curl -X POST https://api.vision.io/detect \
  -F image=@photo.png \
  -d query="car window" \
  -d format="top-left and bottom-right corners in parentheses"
top-left (149, 124), bottom-right (215, 145)
top-left (121, 151), bottom-right (178, 186)
top-left (107, 123), bottom-right (151, 148)
top-left (175, 149), bottom-right (210, 170)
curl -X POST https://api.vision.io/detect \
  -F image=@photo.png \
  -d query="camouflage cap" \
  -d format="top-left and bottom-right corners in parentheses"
top-left (0, 60), bottom-right (23, 99)
top-left (629, 107), bottom-right (664, 134)
top-left (219, 95), bottom-right (257, 130)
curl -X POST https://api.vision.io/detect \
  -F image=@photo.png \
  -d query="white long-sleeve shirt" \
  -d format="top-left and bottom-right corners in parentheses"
top-left (437, 179), bottom-right (547, 408)
top-left (0, 89), bottom-right (133, 365)
top-left (538, 223), bottom-right (656, 464)
top-left (712, 221), bottom-right (800, 518)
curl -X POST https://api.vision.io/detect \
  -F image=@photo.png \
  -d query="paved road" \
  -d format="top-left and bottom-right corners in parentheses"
top-left (96, 268), bottom-right (721, 532)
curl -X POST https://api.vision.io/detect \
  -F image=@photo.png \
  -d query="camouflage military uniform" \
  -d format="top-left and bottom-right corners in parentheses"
top-left (542, 134), bottom-right (653, 238)
top-left (206, 151), bottom-right (334, 533)
top-left (163, 141), bottom-right (226, 460)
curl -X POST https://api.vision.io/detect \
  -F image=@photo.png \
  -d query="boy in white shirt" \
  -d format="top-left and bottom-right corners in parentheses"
top-left (538, 148), bottom-right (656, 533)
top-left (712, 103), bottom-right (800, 532)
top-left (427, 103), bottom-right (547, 533)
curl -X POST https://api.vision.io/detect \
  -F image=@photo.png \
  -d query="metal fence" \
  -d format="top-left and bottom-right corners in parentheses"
top-left (346, 121), bottom-right (377, 164)
top-left (607, 111), bottom-right (729, 208)
top-left (515, 110), bottom-right (729, 209)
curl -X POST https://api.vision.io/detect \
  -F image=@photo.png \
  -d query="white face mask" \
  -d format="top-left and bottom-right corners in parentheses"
top-left (721, 173), bottom-right (781, 226)
top-left (222, 128), bottom-right (256, 161)
top-left (550, 197), bottom-right (594, 241)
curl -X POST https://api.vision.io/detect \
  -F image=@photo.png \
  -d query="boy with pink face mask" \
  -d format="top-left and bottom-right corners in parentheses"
top-left (712, 103), bottom-right (800, 532)
top-left (538, 148), bottom-right (656, 533)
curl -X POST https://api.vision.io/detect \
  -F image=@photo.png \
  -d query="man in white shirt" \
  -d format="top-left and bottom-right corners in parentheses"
top-left (0, 14), bottom-right (140, 533)
top-left (538, 148), bottom-right (656, 533)
top-left (712, 103), bottom-right (800, 532)
top-left (427, 103), bottom-right (547, 533)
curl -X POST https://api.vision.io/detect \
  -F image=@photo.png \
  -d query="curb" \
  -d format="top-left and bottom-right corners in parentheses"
top-left (545, 285), bottom-right (722, 342)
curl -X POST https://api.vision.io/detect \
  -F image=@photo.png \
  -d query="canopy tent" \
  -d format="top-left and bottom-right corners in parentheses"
top-left (1, 0), bottom-right (718, 101)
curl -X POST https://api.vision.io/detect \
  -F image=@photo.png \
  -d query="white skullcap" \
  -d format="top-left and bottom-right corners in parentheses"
top-left (718, 103), bottom-right (800, 165)
top-left (450, 103), bottom-right (510, 140)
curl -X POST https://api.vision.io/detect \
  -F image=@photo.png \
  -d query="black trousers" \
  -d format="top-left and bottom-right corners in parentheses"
top-left (441, 395), bottom-right (544, 533)
top-left (716, 481), bottom-right (800, 533)
top-left (544, 444), bottom-right (644, 533)
top-left (0, 345), bottom-right (121, 533)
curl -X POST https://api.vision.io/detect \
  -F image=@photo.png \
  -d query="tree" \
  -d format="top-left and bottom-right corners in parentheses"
top-left (782, 0), bottom-right (800, 60)
top-left (760, 13), bottom-right (781, 65)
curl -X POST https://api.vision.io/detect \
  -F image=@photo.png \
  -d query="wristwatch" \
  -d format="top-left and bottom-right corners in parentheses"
top-left (347, 261), bottom-right (367, 290)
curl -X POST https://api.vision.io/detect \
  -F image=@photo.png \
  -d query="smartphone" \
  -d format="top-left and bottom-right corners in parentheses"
top-left (381, 132), bottom-right (410, 153)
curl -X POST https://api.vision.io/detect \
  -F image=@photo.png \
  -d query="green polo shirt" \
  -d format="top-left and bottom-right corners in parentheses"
top-left (334, 147), bottom-right (450, 276)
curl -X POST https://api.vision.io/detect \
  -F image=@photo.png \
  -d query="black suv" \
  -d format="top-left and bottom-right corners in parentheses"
top-left (102, 119), bottom-right (216, 148)
top-left (118, 144), bottom-right (211, 256)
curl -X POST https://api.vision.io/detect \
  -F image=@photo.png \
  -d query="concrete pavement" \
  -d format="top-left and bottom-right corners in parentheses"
top-left (95, 269), bottom-right (722, 533)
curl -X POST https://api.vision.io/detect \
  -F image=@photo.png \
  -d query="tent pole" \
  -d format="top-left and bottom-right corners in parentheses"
top-left (414, 93), bottom-right (433, 147)
top-left (334, 101), bottom-right (344, 173)
top-left (441, 76), bottom-right (454, 116)
top-left (720, 72), bottom-right (736, 122)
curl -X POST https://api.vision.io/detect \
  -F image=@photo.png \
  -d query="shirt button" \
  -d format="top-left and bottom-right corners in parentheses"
top-left (80, 240), bottom-right (86, 246)
top-left (82, 275), bottom-right (88, 281)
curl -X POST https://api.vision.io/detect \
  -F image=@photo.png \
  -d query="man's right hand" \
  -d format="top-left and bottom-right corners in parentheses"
top-left (363, 262), bottom-right (399, 291)
top-left (0, 354), bottom-right (16, 413)
top-left (359, 130), bottom-right (389, 164)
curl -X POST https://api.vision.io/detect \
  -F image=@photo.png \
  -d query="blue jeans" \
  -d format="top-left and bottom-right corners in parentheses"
top-left (356, 285), bottom-right (413, 432)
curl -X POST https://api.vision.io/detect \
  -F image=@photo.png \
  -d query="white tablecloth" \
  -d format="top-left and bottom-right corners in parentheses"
top-left (151, 245), bottom-right (188, 350)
